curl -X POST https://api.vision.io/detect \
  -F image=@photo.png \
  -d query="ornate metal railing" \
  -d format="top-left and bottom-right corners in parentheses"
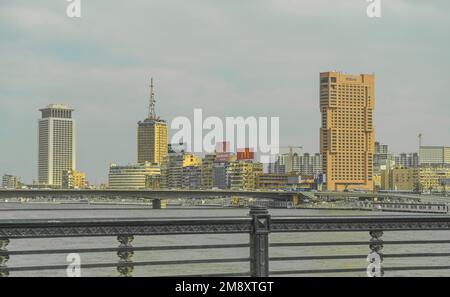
top-left (1, 207), bottom-right (450, 277)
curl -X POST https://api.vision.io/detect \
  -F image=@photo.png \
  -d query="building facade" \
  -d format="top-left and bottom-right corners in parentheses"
top-left (255, 173), bottom-right (292, 190)
top-left (374, 141), bottom-right (394, 174)
top-left (38, 104), bottom-right (76, 187)
top-left (320, 72), bottom-right (375, 191)
top-left (62, 170), bottom-right (86, 189)
top-left (2, 174), bottom-right (19, 189)
top-left (385, 168), bottom-right (418, 192)
top-left (298, 153), bottom-right (322, 176)
top-left (213, 162), bottom-right (231, 189)
top-left (419, 146), bottom-right (450, 166)
top-left (201, 154), bottom-right (216, 189)
top-left (394, 153), bottom-right (419, 168)
top-left (160, 151), bottom-right (183, 189)
top-left (137, 79), bottom-right (168, 165)
top-left (419, 167), bottom-right (450, 192)
top-left (108, 162), bottom-right (160, 189)
top-left (381, 166), bottom-right (450, 193)
top-left (230, 161), bottom-right (263, 190)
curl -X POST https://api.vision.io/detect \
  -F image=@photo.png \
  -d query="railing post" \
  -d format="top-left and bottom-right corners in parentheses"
top-left (249, 206), bottom-right (270, 277)
top-left (367, 230), bottom-right (384, 277)
top-left (117, 235), bottom-right (134, 277)
top-left (152, 199), bottom-right (161, 209)
top-left (0, 238), bottom-right (10, 277)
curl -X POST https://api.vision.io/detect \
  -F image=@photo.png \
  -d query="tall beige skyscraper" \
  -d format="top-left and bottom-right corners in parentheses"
top-left (137, 78), bottom-right (168, 165)
top-left (320, 72), bottom-right (374, 191)
top-left (38, 104), bottom-right (76, 187)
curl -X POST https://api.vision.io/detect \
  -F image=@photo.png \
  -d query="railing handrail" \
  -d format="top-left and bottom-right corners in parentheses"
top-left (1, 214), bottom-right (450, 239)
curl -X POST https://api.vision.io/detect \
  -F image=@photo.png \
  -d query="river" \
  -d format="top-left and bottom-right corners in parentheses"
top-left (1, 203), bottom-right (449, 277)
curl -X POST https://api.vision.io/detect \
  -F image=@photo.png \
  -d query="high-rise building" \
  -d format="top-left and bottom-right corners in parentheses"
top-left (268, 154), bottom-right (288, 174)
top-left (419, 146), bottom-right (450, 166)
top-left (373, 141), bottom-right (396, 174)
top-left (137, 78), bottom-right (168, 165)
top-left (38, 104), bottom-right (76, 187)
top-left (394, 153), bottom-right (419, 168)
top-left (298, 153), bottom-right (322, 176)
top-left (320, 72), bottom-right (375, 191)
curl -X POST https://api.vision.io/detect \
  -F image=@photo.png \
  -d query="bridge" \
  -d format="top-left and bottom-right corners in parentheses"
top-left (0, 189), bottom-right (306, 208)
top-left (0, 189), bottom-right (446, 209)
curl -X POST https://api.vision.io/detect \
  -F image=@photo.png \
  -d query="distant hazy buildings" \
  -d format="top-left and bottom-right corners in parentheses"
top-left (268, 154), bottom-right (288, 174)
top-left (374, 142), bottom-right (393, 174)
top-left (137, 78), bottom-right (168, 165)
top-left (320, 72), bottom-right (375, 191)
top-left (394, 153), bottom-right (419, 168)
top-left (2, 174), bottom-right (20, 189)
top-left (297, 153), bottom-right (322, 175)
top-left (419, 146), bottom-right (450, 166)
top-left (381, 166), bottom-right (450, 193)
top-left (38, 104), bottom-right (76, 187)
top-left (108, 162), bottom-right (160, 189)
top-left (269, 153), bottom-right (322, 176)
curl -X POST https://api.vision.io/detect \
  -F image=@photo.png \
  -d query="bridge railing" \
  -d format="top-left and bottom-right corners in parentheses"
top-left (2, 207), bottom-right (450, 277)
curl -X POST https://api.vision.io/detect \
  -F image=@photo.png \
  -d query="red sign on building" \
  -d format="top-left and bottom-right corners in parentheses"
top-left (237, 148), bottom-right (254, 160)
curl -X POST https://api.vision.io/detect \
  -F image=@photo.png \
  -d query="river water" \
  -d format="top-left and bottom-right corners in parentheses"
top-left (1, 203), bottom-right (450, 277)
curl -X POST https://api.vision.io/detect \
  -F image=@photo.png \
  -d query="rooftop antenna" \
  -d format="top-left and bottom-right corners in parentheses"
top-left (148, 77), bottom-right (157, 120)
top-left (418, 133), bottom-right (423, 148)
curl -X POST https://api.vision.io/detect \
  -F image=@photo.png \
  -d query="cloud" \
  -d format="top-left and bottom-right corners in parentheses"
top-left (0, 0), bottom-right (449, 184)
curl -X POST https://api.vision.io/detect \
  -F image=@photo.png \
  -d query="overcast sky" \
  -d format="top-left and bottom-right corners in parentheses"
top-left (1, 0), bottom-right (449, 184)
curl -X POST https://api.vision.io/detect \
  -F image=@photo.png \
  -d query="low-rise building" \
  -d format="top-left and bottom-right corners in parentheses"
top-left (108, 162), bottom-right (160, 189)
top-left (2, 174), bottom-right (20, 189)
top-left (230, 161), bottom-right (263, 190)
top-left (419, 167), bottom-right (450, 192)
top-left (419, 146), bottom-right (450, 166)
top-left (62, 170), bottom-right (87, 189)
top-left (381, 166), bottom-right (450, 193)
top-left (255, 173), bottom-right (292, 190)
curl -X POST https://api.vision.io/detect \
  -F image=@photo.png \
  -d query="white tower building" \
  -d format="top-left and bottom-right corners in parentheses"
top-left (38, 104), bottom-right (76, 187)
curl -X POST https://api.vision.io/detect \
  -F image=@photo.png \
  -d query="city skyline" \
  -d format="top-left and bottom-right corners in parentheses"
top-left (1, 1), bottom-right (450, 184)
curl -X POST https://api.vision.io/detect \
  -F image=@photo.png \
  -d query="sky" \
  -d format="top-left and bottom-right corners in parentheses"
top-left (1, 0), bottom-right (449, 185)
